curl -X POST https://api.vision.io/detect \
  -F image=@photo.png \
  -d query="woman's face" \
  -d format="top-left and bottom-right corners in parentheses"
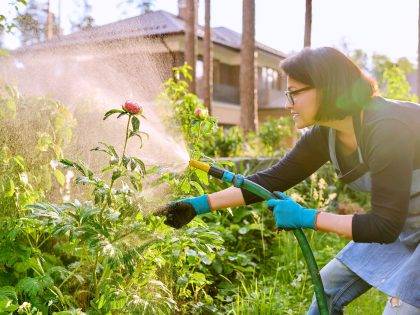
top-left (285, 76), bottom-right (318, 129)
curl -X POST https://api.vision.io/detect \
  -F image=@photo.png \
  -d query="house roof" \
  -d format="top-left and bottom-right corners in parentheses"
top-left (15, 10), bottom-right (287, 58)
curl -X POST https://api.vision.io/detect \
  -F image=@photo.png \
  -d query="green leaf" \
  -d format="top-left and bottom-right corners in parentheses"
top-left (131, 116), bottom-right (140, 133)
top-left (16, 277), bottom-right (41, 298)
top-left (97, 294), bottom-right (106, 309)
top-left (132, 157), bottom-right (146, 175)
top-left (212, 260), bottom-right (223, 274)
top-left (36, 133), bottom-right (53, 152)
top-left (98, 142), bottom-right (118, 158)
top-left (54, 169), bottom-right (66, 186)
top-left (59, 158), bottom-right (74, 167)
top-left (112, 170), bottom-right (122, 182)
top-left (5, 179), bottom-right (15, 197)
top-left (103, 109), bottom-right (124, 120)
top-left (195, 169), bottom-right (209, 185)
top-left (190, 181), bottom-right (204, 195)
top-left (189, 272), bottom-right (207, 286)
top-left (180, 180), bottom-right (191, 193)
top-left (0, 296), bottom-right (18, 312)
top-left (129, 175), bottom-right (142, 191)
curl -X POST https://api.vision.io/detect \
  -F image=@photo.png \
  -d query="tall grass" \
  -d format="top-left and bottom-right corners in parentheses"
top-left (224, 231), bottom-right (386, 314)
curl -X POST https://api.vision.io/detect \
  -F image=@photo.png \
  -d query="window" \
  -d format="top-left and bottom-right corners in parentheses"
top-left (196, 60), bottom-right (203, 79)
top-left (260, 67), bottom-right (281, 90)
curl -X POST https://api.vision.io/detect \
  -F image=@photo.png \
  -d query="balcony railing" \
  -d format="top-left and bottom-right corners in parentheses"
top-left (213, 83), bottom-right (240, 104)
top-left (198, 82), bottom-right (286, 108)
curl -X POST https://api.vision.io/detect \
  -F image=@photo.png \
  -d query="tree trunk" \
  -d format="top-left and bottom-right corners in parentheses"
top-left (304, 0), bottom-right (312, 47)
top-left (185, 0), bottom-right (197, 93)
top-left (240, 0), bottom-right (258, 132)
top-left (46, 0), bottom-right (53, 40)
top-left (417, 0), bottom-right (420, 100)
top-left (203, 0), bottom-right (213, 114)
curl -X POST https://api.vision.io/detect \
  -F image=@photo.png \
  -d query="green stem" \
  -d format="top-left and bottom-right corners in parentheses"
top-left (92, 252), bottom-right (99, 298)
top-left (122, 115), bottom-right (132, 161)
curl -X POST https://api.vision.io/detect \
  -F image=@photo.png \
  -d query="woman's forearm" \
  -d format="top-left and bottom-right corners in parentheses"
top-left (316, 212), bottom-right (353, 239)
top-left (208, 187), bottom-right (246, 211)
top-left (208, 189), bottom-right (354, 240)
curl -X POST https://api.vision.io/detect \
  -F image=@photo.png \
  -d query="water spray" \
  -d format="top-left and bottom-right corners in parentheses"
top-left (189, 159), bottom-right (329, 315)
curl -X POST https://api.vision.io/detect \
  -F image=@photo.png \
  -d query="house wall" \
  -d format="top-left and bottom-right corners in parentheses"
top-left (10, 34), bottom-right (288, 126)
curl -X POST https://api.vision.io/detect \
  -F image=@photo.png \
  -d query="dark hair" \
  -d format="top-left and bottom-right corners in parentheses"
top-left (281, 47), bottom-right (378, 121)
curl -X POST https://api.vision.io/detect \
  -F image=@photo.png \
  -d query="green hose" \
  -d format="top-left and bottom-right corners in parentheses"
top-left (241, 178), bottom-right (328, 315)
top-left (188, 159), bottom-right (329, 315)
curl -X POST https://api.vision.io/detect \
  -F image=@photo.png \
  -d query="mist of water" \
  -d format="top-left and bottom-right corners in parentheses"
top-left (0, 36), bottom-right (192, 202)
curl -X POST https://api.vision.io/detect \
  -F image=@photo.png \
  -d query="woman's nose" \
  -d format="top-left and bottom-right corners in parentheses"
top-left (285, 101), bottom-right (293, 110)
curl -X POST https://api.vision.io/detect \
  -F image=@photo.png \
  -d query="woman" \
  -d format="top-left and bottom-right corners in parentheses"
top-left (159, 47), bottom-right (420, 314)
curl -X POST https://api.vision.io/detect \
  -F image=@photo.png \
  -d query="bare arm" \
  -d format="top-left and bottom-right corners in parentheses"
top-left (208, 187), bottom-right (246, 210)
top-left (315, 212), bottom-right (353, 239)
top-left (208, 187), bottom-right (354, 239)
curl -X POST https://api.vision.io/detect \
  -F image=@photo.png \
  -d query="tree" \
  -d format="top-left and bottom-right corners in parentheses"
top-left (118, 0), bottom-right (155, 15)
top-left (15, 0), bottom-right (59, 45)
top-left (0, 28), bottom-right (4, 50)
top-left (382, 65), bottom-right (417, 102)
top-left (70, 0), bottom-right (95, 31)
top-left (15, 0), bottom-right (46, 45)
top-left (396, 57), bottom-right (415, 75)
top-left (371, 53), bottom-right (392, 86)
top-left (184, 0), bottom-right (197, 93)
top-left (240, 0), bottom-right (258, 132)
top-left (418, 0), bottom-right (420, 100)
top-left (203, 0), bottom-right (213, 114)
top-left (0, 0), bottom-right (28, 33)
top-left (304, 0), bottom-right (312, 47)
top-left (350, 49), bottom-right (368, 71)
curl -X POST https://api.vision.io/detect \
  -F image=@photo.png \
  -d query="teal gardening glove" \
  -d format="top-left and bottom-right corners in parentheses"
top-left (157, 195), bottom-right (211, 229)
top-left (266, 192), bottom-right (318, 230)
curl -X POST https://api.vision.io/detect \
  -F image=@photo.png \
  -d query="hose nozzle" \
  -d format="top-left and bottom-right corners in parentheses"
top-left (189, 160), bottom-right (211, 173)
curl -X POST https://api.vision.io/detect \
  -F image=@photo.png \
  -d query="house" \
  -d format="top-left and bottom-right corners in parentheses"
top-left (11, 4), bottom-right (289, 126)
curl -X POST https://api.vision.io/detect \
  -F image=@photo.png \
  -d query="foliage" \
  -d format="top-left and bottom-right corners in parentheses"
top-left (252, 117), bottom-right (296, 157)
top-left (14, 0), bottom-right (60, 46)
top-left (205, 126), bottom-right (245, 158)
top-left (0, 84), bottom-right (75, 216)
top-left (158, 64), bottom-right (219, 198)
top-left (70, 0), bottom-right (95, 32)
top-left (0, 0), bottom-right (28, 33)
top-left (382, 65), bottom-right (417, 102)
top-left (0, 99), bottom-right (176, 313)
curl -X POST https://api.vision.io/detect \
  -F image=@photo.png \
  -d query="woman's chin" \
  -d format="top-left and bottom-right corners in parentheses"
top-left (293, 118), bottom-right (305, 129)
top-left (292, 116), bottom-right (314, 129)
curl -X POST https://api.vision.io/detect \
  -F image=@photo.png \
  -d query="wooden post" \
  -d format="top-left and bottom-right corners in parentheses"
top-left (304, 0), bottom-right (312, 47)
top-left (184, 0), bottom-right (197, 93)
top-left (240, 0), bottom-right (258, 132)
top-left (203, 0), bottom-right (213, 114)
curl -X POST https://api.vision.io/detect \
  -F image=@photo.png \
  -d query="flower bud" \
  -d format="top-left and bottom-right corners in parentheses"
top-left (122, 100), bottom-right (143, 115)
top-left (194, 107), bottom-right (207, 118)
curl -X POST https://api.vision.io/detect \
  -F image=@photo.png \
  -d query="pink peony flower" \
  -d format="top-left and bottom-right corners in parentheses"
top-left (194, 107), bottom-right (207, 118)
top-left (122, 100), bottom-right (143, 115)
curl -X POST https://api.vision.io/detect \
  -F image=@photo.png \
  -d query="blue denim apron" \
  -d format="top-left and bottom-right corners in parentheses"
top-left (328, 128), bottom-right (420, 308)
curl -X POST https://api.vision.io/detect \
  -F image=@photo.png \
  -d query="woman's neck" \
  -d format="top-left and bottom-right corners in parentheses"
top-left (317, 116), bottom-right (355, 137)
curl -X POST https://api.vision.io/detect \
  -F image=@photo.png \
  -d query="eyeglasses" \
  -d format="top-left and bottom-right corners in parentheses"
top-left (284, 86), bottom-right (313, 106)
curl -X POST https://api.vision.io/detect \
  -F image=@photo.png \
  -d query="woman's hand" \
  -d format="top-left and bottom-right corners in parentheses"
top-left (156, 195), bottom-right (210, 229)
top-left (266, 192), bottom-right (318, 229)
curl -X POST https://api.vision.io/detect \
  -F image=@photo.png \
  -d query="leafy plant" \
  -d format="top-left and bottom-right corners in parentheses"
top-left (382, 65), bottom-right (417, 102)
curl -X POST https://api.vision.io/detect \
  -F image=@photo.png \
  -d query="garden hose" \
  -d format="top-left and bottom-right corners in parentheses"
top-left (189, 160), bottom-right (329, 315)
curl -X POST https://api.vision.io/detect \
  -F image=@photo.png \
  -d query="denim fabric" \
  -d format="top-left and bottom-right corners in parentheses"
top-left (307, 259), bottom-right (420, 315)
top-left (382, 297), bottom-right (420, 315)
top-left (337, 241), bottom-right (420, 308)
top-left (307, 258), bottom-right (371, 315)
